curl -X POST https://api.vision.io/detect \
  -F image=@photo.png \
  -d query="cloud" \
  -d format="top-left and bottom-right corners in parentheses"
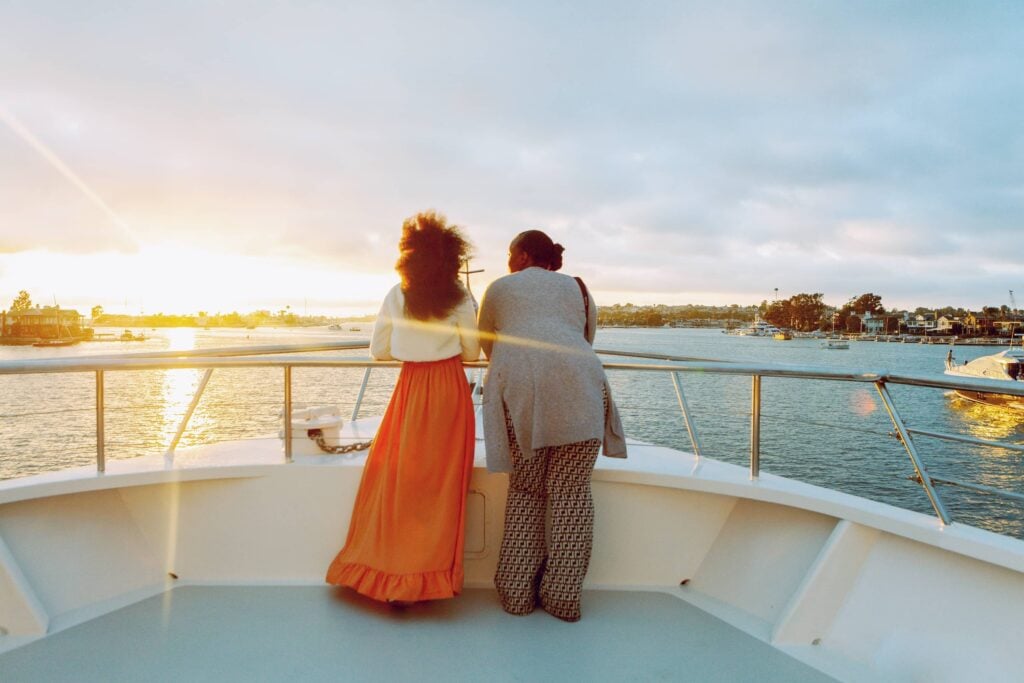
top-left (1, 0), bottom-right (1022, 311)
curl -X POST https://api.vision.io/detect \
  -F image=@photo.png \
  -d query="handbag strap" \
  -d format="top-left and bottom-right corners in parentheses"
top-left (574, 276), bottom-right (590, 334)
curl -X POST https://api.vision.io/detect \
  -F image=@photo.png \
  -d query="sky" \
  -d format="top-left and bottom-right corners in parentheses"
top-left (1, 0), bottom-right (1022, 316)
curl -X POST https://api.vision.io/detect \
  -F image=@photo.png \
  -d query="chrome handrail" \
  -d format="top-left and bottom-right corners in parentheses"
top-left (95, 370), bottom-right (105, 473)
top-left (750, 375), bottom-right (762, 479)
top-left (4, 353), bottom-right (1024, 397)
top-left (14, 340), bottom-right (372, 363)
top-left (670, 372), bottom-right (702, 458)
top-left (284, 366), bottom-right (293, 463)
top-left (874, 382), bottom-right (951, 523)
top-left (166, 369), bottom-right (214, 458)
top-left (351, 368), bottom-right (373, 422)
top-left (3, 344), bottom-right (1024, 528)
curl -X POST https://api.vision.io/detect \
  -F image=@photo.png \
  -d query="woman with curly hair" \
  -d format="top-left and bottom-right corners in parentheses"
top-left (326, 211), bottom-right (479, 603)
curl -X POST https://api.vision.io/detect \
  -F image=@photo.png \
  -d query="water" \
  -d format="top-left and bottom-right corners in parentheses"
top-left (2, 327), bottom-right (1023, 538)
top-left (0, 326), bottom-right (397, 478)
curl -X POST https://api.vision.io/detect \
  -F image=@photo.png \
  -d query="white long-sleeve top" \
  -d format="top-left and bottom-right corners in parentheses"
top-left (370, 283), bottom-right (480, 362)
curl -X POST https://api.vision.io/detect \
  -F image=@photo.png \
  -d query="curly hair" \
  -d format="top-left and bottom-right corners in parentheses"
top-left (396, 211), bottom-right (472, 321)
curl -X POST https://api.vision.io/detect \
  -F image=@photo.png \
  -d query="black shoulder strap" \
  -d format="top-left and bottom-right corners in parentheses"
top-left (575, 277), bottom-right (590, 333)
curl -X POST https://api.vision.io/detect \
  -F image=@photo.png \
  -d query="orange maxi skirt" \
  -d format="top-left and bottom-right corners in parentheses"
top-left (325, 356), bottom-right (475, 602)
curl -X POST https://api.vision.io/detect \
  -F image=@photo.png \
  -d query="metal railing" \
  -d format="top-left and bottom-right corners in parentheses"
top-left (4, 343), bottom-right (1024, 528)
top-left (593, 348), bottom-right (1024, 526)
top-left (2, 341), bottom-right (372, 467)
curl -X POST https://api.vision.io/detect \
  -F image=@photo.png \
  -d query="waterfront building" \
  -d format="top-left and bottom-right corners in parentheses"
top-left (0, 305), bottom-right (86, 341)
top-left (937, 315), bottom-right (964, 335)
top-left (905, 313), bottom-right (937, 335)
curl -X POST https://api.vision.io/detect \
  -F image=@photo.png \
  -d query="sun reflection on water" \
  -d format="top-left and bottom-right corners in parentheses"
top-left (946, 392), bottom-right (1024, 443)
top-left (155, 329), bottom-right (203, 592)
top-left (158, 329), bottom-right (209, 449)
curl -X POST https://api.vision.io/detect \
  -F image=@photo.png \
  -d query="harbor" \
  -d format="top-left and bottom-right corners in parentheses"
top-left (2, 326), bottom-right (1021, 535)
top-left (799, 333), bottom-right (1016, 346)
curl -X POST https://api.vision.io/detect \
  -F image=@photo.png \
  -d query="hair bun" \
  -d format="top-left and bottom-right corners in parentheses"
top-left (548, 243), bottom-right (565, 271)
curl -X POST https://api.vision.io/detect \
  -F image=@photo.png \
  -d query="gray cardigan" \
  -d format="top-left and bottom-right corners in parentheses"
top-left (477, 267), bottom-right (627, 473)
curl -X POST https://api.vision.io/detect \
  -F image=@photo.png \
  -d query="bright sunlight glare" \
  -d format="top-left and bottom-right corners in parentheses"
top-left (0, 246), bottom-right (396, 316)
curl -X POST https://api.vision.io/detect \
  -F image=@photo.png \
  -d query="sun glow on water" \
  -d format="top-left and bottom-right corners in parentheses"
top-left (157, 328), bottom-right (206, 450)
top-left (163, 327), bottom-right (197, 352)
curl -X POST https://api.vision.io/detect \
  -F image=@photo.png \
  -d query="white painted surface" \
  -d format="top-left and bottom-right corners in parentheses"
top-left (824, 533), bottom-right (1024, 681)
top-left (771, 520), bottom-right (880, 646)
top-left (0, 489), bottom-right (166, 618)
top-left (0, 428), bottom-right (1023, 681)
top-left (0, 535), bottom-right (47, 636)
top-left (689, 499), bottom-right (837, 625)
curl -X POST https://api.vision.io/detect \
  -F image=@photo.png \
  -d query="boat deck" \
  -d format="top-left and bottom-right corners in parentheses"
top-left (0, 586), bottom-right (833, 682)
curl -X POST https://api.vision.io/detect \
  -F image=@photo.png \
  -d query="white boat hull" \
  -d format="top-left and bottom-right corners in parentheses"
top-left (950, 388), bottom-right (1024, 411)
top-left (3, 427), bottom-right (1024, 681)
top-left (944, 347), bottom-right (1024, 410)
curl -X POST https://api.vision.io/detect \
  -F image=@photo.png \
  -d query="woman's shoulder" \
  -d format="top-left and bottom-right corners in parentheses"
top-left (482, 273), bottom-right (514, 297)
top-left (482, 269), bottom-right (580, 310)
top-left (521, 269), bottom-right (579, 297)
top-left (491, 268), bottom-right (574, 289)
top-left (378, 282), bottom-right (404, 310)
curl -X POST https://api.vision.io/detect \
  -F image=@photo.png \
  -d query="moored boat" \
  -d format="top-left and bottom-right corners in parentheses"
top-left (945, 339), bottom-right (1024, 410)
top-left (728, 318), bottom-right (782, 337)
top-left (30, 338), bottom-right (81, 348)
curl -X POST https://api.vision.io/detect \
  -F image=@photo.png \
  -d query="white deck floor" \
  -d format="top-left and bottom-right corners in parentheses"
top-left (0, 586), bottom-right (833, 682)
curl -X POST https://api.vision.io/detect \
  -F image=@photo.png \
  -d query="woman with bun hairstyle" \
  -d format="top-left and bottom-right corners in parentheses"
top-left (326, 211), bottom-right (479, 603)
top-left (477, 230), bottom-right (626, 622)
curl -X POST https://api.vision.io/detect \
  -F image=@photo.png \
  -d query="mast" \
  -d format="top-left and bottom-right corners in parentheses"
top-left (460, 260), bottom-right (484, 295)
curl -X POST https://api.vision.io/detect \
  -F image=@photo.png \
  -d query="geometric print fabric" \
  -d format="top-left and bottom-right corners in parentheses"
top-left (495, 403), bottom-right (601, 622)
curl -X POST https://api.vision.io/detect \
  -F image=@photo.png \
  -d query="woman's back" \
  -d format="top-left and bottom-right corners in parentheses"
top-left (478, 266), bottom-right (606, 471)
top-left (479, 267), bottom-right (594, 359)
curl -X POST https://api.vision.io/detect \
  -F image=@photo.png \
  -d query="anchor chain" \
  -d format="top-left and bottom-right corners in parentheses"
top-left (308, 429), bottom-right (373, 454)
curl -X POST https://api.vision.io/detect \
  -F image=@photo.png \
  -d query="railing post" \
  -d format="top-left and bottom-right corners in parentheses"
top-left (472, 367), bottom-right (485, 418)
top-left (166, 368), bottom-right (214, 458)
top-left (95, 370), bottom-right (105, 474)
top-left (284, 365), bottom-right (293, 463)
top-left (750, 374), bottom-right (761, 479)
top-left (351, 367), bottom-right (372, 422)
top-left (874, 381), bottom-right (952, 525)
top-left (671, 371), bottom-right (703, 457)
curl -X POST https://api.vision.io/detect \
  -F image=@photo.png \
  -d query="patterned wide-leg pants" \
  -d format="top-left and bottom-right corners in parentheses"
top-left (494, 406), bottom-right (601, 622)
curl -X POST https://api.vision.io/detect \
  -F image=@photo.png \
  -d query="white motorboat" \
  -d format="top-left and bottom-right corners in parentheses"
top-left (820, 317), bottom-right (849, 349)
top-left (945, 339), bottom-right (1024, 410)
top-left (727, 318), bottom-right (782, 337)
top-left (2, 342), bottom-right (1024, 682)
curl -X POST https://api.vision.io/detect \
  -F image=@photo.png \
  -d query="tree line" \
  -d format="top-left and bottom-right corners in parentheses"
top-left (599, 292), bottom-right (1022, 333)
top-left (3, 292), bottom-right (371, 328)
top-left (6, 289), bottom-right (1020, 332)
